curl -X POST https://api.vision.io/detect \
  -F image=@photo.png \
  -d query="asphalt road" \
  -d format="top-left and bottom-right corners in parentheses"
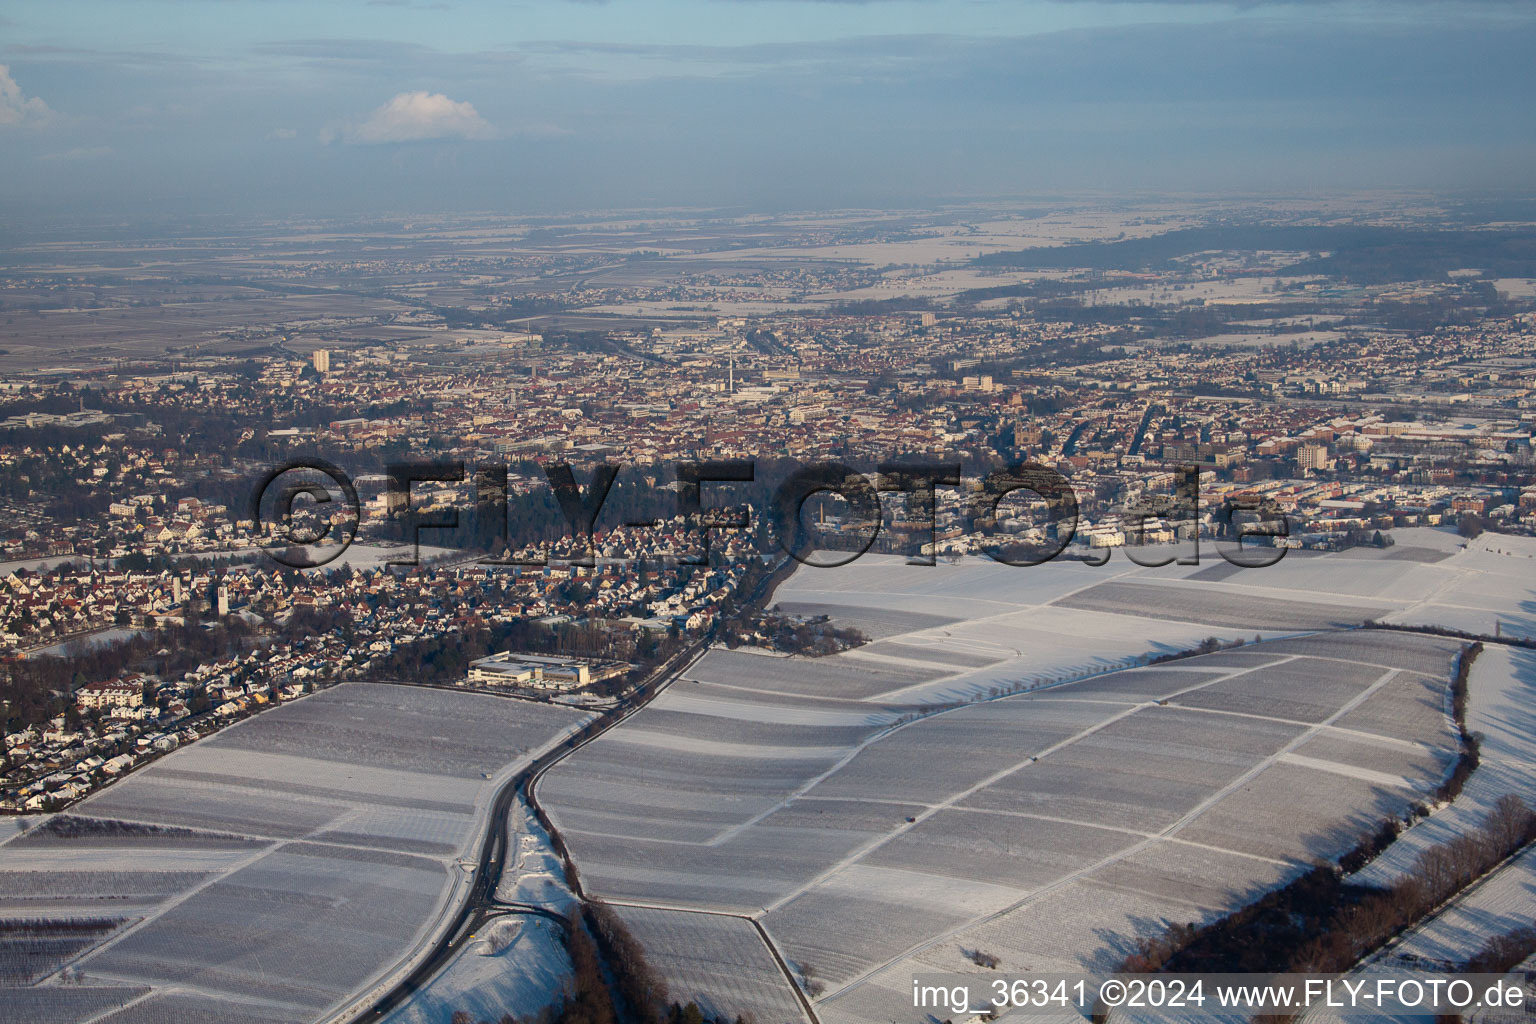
top-left (355, 558), bottom-right (793, 1023)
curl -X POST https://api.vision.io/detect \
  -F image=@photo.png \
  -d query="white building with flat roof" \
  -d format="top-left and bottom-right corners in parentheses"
top-left (465, 651), bottom-right (614, 690)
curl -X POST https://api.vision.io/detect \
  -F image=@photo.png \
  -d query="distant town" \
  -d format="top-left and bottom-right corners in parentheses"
top-left (4, 206), bottom-right (1536, 815)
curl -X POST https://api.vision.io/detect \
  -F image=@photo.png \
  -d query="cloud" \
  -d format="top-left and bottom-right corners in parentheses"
top-left (266, 127), bottom-right (298, 140)
top-left (0, 65), bottom-right (52, 128)
top-left (327, 90), bottom-right (493, 144)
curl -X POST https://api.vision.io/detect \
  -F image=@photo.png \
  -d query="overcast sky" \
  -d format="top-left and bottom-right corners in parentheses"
top-left (2, 0), bottom-right (1534, 218)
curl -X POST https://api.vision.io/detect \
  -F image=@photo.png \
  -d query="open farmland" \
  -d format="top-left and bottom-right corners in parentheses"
top-left (768, 638), bottom-right (1459, 1000)
top-left (1384, 533), bottom-right (1536, 639)
top-left (747, 542), bottom-right (1498, 706)
top-left (687, 648), bottom-right (948, 702)
top-left (615, 907), bottom-right (812, 1024)
top-left (1355, 643), bottom-right (1536, 886)
top-left (0, 684), bottom-right (592, 1024)
top-left (541, 545), bottom-right (1468, 1024)
top-left (0, 816), bottom-right (43, 846)
top-left (0, 985), bottom-right (151, 1024)
top-left (1379, 843), bottom-right (1536, 971)
top-left (0, 289), bottom-right (416, 373)
top-left (0, 918), bottom-right (127, 985)
top-left (1051, 580), bottom-right (1389, 631)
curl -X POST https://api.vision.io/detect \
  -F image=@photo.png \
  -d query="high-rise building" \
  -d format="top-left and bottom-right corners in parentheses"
top-left (1297, 442), bottom-right (1332, 471)
top-left (312, 349), bottom-right (330, 373)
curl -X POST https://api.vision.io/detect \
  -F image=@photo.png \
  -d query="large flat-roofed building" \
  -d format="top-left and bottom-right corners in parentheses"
top-left (75, 681), bottom-right (144, 710)
top-left (464, 655), bottom-right (540, 687)
top-left (465, 652), bottom-right (628, 690)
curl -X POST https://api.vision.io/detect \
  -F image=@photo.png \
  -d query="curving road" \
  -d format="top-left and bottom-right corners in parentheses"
top-left (351, 558), bottom-right (796, 1024)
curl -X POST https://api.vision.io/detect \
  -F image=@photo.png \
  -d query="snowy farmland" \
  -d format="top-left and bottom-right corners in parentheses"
top-left (615, 907), bottom-right (812, 1024)
top-left (1378, 843), bottom-right (1536, 971)
top-left (0, 684), bottom-right (592, 1024)
top-left (11, 529), bottom-right (1536, 1024)
top-left (769, 635), bottom-right (1461, 1013)
top-left (749, 535), bottom-right (1501, 706)
top-left (1305, 641), bottom-right (1536, 1024)
top-left (542, 545), bottom-right (1470, 1024)
top-left (1355, 642), bottom-right (1536, 886)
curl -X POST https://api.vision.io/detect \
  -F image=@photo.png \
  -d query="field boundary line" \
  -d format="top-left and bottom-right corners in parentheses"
top-left (820, 659), bottom-right (1409, 1004)
top-left (52, 837), bottom-right (284, 983)
top-left (1162, 836), bottom-right (1294, 865)
top-left (759, 655), bottom-right (1303, 911)
top-left (754, 701), bottom-right (1148, 915)
top-left (935, 806), bottom-right (1155, 838)
top-left (75, 985), bottom-right (160, 1024)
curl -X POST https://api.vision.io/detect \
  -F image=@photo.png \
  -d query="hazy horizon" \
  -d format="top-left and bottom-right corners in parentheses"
top-left (2, 0), bottom-right (1534, 219)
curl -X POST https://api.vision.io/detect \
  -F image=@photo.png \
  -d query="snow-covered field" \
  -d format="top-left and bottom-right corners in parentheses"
top-left (0, 815), bottom-right (44, 846)
top-left (0, 555), bottom-right (86, 576)
top-left (0, 684), bottom-right (593, 1024)
top-left (1380, 843), bottom-right (1536, 970)
top-left (28, 627), bottom-right (142, 657)
top-left (1382, 534), bottom-right (1536, 639)
top-left (771, 634), bottom-right (1462, 1012)
top-left (178, 543), bottom-right (455, 571)
top-left (538, 534), bottom-right (1536, 1024)
top-left (381, 914), bottom-right (572, 1024)
top-left (542, 548), bottom-right (1469, 1023)
top-left (12, 530), bottom-right (1534, 1024)
top-left (756, 534), bottom-right (1507, 706)
top-left (1302, 639), bottom-right (1536, 1024)
top-left (616, 907), bottom-right (811, 1024)
top-left (762, 565), bottom-right (1254, 706)
top-left (1355, 643), bottom-right (1536, 886)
